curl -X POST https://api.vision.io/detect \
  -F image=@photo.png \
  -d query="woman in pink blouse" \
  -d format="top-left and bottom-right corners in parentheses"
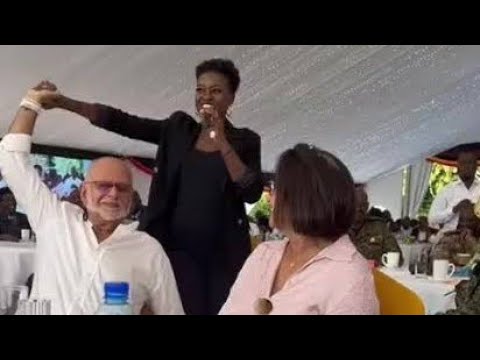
top-left (219, 144), bottom-right (379, 315)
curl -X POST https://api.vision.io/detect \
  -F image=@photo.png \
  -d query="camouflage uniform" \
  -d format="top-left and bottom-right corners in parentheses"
top-left (443, 262), bottom-right (480, 315)
top-left (350, 215), bottom-right (403, 266)
top-left (431, 230), bottom-right (479, 262)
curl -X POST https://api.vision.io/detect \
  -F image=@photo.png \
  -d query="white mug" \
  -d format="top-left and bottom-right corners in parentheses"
top-left (433, 259), bottom-right (455, 281)
top-left (20, 229), bottom-right (30, 242)
top-left (382, 252), bottom-right (400, 269)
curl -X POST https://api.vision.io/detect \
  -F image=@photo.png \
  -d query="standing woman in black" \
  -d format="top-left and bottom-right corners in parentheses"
top-left (36, 59), bottom-right (263, 314)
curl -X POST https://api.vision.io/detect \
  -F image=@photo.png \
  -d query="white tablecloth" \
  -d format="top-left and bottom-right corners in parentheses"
top-left (0, 242), bottom-right (35, 286)
top-left (380, 267), bottom-right (462, 315)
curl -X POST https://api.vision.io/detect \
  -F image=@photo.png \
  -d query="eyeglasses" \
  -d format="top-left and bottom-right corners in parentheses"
top-left (84, 181), bottom-right (133, 195)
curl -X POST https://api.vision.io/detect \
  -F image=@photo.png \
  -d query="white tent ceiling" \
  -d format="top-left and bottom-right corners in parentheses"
top-left (1, 45), bottom-right (480, 182)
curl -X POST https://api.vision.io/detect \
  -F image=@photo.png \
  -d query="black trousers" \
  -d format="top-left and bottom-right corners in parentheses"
top-left (167, 250), bottom-right (232, 315)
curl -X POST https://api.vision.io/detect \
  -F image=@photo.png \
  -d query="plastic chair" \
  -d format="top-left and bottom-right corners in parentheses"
top-left (373, 269), bottom-right (426, 315)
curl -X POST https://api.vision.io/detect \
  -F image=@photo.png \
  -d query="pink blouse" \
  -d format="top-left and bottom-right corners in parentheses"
top-left (219, 235), bottom-right (379, 315)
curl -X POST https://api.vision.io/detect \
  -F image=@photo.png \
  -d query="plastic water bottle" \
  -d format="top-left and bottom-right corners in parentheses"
top-left (96, 282), bottom-right (134, 315)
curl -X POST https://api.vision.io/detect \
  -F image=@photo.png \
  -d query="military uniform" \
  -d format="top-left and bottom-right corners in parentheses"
top-left (431, 230), bottom-right (479, 262)
top-left (440, 199), bottom-right (480, 314)
top-left (350, 216), bottom-right (403, 266)
top-left (443, 262), bottom-right (480, 315)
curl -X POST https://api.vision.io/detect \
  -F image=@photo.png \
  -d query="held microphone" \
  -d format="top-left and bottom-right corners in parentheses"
top-left (201, 104), bottom-right (216, 139)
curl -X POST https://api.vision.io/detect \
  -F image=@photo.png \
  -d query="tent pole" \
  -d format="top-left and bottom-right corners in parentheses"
top-left (401, 166), bottom-right (411, 218)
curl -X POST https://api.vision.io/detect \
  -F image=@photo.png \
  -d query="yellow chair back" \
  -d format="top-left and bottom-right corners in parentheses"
top-left (373, 269), bottom-right (426, 315)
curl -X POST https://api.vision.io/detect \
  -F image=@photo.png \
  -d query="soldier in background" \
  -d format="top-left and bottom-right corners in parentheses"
top-left (350, 185), bottom-right (403, 266)
top-left (442, 261), bottom-right (480, 315)
top-left (431, 203), bottom-right (480, 263)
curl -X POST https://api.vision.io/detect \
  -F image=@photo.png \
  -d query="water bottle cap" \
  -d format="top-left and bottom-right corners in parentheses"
top-left (104, 282), bottom-right (129, 300)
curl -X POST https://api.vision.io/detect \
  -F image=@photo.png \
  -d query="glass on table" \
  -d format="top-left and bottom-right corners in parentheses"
top-left (16, 299), bottom-right (52, 315)
top-left (0, 285), bottom-right (28, 315)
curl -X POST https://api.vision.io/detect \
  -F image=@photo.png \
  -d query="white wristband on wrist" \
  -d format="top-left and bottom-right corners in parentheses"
top-left (20, 98), bottom-right (43, 114)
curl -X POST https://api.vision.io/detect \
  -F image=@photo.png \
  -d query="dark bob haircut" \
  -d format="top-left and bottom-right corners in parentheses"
top-left (273, 144), bottom-right (355, 240)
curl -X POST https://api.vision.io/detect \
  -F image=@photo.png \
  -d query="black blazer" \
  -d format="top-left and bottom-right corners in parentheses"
top-left (90, 104), bottom-right (263, 275)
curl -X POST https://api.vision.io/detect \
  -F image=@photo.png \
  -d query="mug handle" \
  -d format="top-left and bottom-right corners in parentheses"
top-left (381, 254), bottom-right (388, 267)
top-left (447, 263), bottom-right (456, 278)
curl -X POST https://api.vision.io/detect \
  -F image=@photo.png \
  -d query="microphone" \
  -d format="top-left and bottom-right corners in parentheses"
top-left (201, 104), bottom-right (216, 139)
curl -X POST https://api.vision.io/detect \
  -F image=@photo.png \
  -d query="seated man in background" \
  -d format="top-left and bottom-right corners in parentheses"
top-left (411, 216), bottom-right (437, 243)
top-left (381, 210), bottom-right (393, 228)
top-left (431, 203), bottom-right (480, 263)
top-left (349, 185), bottom-right (403, 267)
top-left (0, 81), bottom-right (183, 315)
top-left (409, 218), bottom-right (419, 239)
top-left (389, 219), bottom-right (403, 242)
top-left (0, 187), bottom-right (30, 241)
top-left (399, 216), bottom-right (413, 240)
top-left (442, 261), bottom-right (480, 315)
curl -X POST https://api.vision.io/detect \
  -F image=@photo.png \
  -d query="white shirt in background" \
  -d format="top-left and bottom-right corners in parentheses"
top-left (0, 134), bottom-right (184, 315)
top-left (428, 179), bottom-right (480, 232)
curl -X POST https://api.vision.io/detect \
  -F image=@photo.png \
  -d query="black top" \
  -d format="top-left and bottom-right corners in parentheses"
top-left (89, 105), bottom-right (263, 280)
top-left (171, 150), bottom-right (227, 261)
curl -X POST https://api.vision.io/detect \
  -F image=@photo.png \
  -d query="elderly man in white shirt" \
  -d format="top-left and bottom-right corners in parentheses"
top-left (0, 81), bottom-right (184, 315)
top-left (428, 152), bottom-right (480, 234)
